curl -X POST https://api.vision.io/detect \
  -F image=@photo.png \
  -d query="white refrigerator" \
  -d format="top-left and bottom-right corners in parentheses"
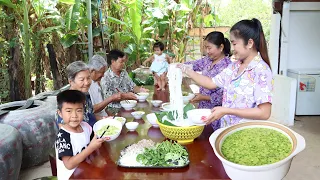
top-left (287, 68), bottom-right (320, 115)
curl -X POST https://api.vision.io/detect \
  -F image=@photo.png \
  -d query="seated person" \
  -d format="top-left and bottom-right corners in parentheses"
top-left (100, 49), bottom-right (148, 108)
top-left (55, 90), bottom-right (108, 180)
top-left (88, 55), bottom-right (121, 117)
top-left (56, 61), bottom-right (96, 127)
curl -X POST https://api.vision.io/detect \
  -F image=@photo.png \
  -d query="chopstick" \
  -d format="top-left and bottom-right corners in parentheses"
top-left (113, 113), bottom-right (118, 119)
top-left (116, 88), bottom-right (130, 103)
top-left (99, 125), bottom-right (110, 138)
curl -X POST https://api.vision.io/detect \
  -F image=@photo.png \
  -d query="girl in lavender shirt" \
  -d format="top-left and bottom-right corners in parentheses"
top-left (180, 18), bottom-right (273, 129)
top-left (184, 31), bottom-right (231, 130)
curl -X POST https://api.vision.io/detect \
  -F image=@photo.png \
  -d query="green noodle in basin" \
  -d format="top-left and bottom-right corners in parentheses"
top-left (221, 128), bottom-right (292, 166)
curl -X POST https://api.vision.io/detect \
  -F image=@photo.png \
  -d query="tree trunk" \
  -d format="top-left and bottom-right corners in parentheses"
top-left (4, 7), bottom-right (26, 101)
top-left (52, 32), bottom-right (68, 85)
top-left (47, 44), bottom-right (63, 90)
top-left (66, 44), bottom-right (78, 64)
top-left (34, 38), bottom-right (44, 95)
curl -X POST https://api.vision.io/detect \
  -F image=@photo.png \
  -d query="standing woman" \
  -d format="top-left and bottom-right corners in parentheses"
top-left (185, 31), bottom-right (231, 109)
top-left (184, 31), bottom-right (231, 130)
top-left (56, 61), bottom-right (96, 127)
top-left (179, 18), bottom-right (273, 129)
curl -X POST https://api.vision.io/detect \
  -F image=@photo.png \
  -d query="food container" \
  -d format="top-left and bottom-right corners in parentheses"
top-left (93, 119), bottom-right (122, 141)
top-left (182, 93), bottom-right (195, 104)
top-left (150, 100), bottom-right (163, 107)
top-left (131, 111), bottom-right (145, 119)
top-left (135, 92), bottom-right (149, 102)
top-left (157, 120), bottom-right (204, 144)
top-left (209, 121), bottom-right (306, 180)
top-left (120, 100), bottom-right (137, 111)
top-left (146, 113), bottom-right (159, 128)
top-left (186, 109), bottom-right (211, 125)
top-left (125, 122), bottom-right (139, 131)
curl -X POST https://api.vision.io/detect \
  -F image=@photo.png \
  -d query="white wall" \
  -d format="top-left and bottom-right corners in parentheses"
top-left (287, 10), bottom-right (320, 69)
top-left (269, 14), bottom-right (281, 75)
top-left (279, 2), bottom-right (320, 75)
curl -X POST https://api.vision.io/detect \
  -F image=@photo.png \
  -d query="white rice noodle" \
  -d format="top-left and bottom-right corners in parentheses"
top-left (167, 64), bottom-right (184, 123)
top-left (119, 139), bottom-right (155, 166)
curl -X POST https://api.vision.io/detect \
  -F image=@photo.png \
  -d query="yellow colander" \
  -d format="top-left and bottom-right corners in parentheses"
top-left (157, 120), bottom-right (204, 144)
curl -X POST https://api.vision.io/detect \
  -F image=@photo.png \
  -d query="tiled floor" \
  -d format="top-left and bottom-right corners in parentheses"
top-left (19, 116), bottom-right (320, 180)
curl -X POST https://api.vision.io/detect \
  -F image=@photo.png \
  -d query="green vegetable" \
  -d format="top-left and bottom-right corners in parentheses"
top-left (222, 128), bottom-right (292, 166)
top-left (155, 112), bottom-right (177, 126)
top-left (145, 75), bottom-right (154, 85)
top-left (156, 103), bottom-right (195, 126)
top-left (136, 140), bottom-right (189, 166)
top-left (115, 117), bottom-right (125, 123)
top-left (128, 72), bottom-right (135, 79)
top-left (96, 125), bottom-right (119, 136)
top-left (182, 92), bottom-right (189, 96)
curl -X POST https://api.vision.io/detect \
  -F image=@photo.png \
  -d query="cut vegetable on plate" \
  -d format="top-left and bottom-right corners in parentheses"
top-left (118, 139), bottom-right (189, 168)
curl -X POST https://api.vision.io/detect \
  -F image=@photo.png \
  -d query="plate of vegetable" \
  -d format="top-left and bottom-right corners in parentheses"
top-left (117, 139), bottom-right (189, 168)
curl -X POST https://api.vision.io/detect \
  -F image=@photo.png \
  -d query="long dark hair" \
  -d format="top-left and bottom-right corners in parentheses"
top-left (205, 31), bottom-right (231, 56)
top-left (230, 18), bottom-right (271, 68)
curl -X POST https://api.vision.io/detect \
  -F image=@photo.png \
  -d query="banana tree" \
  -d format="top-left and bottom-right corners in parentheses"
top-left (0, 0), bottom-right (32, 98)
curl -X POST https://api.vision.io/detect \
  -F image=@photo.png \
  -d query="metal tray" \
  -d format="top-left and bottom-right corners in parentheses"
top-left (117, 145), bottom-right (190, 168)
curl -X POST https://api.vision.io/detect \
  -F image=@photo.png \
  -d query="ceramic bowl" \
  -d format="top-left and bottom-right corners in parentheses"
top-left (93, 119), bottom-right (122, 141)
top-left (146, 113), bottom-right (159, 128)
top-left (125, 122), bottom-right (139, 131)
top-left (131, 111), bottom-right (145, 119)
top-left (186, 109), bottom-right (211, 125)
top-left (120, 100), bottom-right (137, 111)
top-left (150, 100), bottom-right (163, 107)
top-left (135, 92), bottom-right (150, 102)
top-left (209, 121), bottom-right (306, 180)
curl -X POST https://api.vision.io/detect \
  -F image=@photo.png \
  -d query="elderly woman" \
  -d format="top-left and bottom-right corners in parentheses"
top-left (88, 55), bottom-right (121, 118)
top-left (56, 61), bottom-right (96, 127)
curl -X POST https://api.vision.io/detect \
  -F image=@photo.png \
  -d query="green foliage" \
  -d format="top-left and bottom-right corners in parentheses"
top-left (45, 78), bottom-right (54, 91)
top-left (156, 103), bottom-right (195, 127)
top-left (213, 0), bottom-right (272, 41)
top-left (0, 37), bottom-right (10, 103)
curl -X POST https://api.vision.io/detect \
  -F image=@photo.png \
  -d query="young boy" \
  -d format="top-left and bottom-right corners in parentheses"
top-left (55, 90), bottom-right (108, 179)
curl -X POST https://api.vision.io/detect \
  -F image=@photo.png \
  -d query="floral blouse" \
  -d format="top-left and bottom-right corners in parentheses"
top-left (185, 56), bottom-right (231, 109)
top-left (212, 53), bottom-right (273, 128)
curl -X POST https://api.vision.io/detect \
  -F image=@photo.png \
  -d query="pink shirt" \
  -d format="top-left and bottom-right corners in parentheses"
top-left (212, 53), bottom-right (273, 128)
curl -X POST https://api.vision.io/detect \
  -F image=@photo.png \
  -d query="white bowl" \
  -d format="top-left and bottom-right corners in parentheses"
top-left (131, 111), bottom-right (145, 119)
top-left (161, 103), bottom-right (195, 112)
top-left (161, 102), bottom-right (171, 111)
top-left (150, 100), bottom-right (163, 107)
top-left (209, 121), bottom-right (306, 180)
top-left (135, 92), bottom-right (149, 102)
top-left (146, 113), bottom-right (159, 128)
top-left (114, 117), bottom-right (126, 126)
top-left (125, 122), bottom-right (139, 131)
top-left (120, 100), bottom-right (137, 111)
top-left (183, 93), bottom-right (195, 104)
top-left (187, 109), bottom-right (211, 125)
top-left (93, 119), bottom-right (122, 142)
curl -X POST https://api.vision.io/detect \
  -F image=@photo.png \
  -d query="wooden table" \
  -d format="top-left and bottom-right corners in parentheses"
top-left (71, 89), bottom-right (230, 180)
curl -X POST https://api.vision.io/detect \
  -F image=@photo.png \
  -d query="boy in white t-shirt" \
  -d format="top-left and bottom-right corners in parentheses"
top-left (55, 90), bottom-right (109, 180)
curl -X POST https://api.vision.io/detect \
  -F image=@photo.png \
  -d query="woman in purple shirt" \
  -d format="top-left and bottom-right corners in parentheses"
top-left (185, 31), bottom-right (231, 130)
top-left (185, 31), bottom-right (231, 109)
top-left (179, 18), bottom-right (273, 129)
